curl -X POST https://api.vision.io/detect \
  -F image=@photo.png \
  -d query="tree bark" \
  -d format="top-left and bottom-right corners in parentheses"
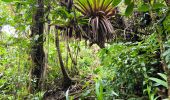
top-left (29, 0), bottom-right (46, 92)
top-left (55, 27), bottom-right (72, 90)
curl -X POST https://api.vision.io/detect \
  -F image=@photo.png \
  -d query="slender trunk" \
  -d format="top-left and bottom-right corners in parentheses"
top-left (55, 28), bottom-right (72, 90)
top-left (29, 0), bottom-right (46, 92)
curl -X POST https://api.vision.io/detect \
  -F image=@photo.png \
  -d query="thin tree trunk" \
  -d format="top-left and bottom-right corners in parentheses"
top-left (55, 28), bottom-right (72, 90)
top-left (29, 0), bottom-right (46, 92)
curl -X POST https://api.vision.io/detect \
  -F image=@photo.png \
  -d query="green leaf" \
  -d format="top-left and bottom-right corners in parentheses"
top-left (112, 91), bottom-right (119, 96)
top-left (149, 77), bottom-right (168, 88)
top-left (124, 0), bottom-right (131, 5)
top-left (1, 0), bottom-right (13, 2)
top-left (125, 2), bottom-right (134, 16)
top-left (152, 3), bottom-right (166, 10)
top-left (138, 4), bottom-right (150, 12)
top-left (157, 73), bottom-right (167, 81)
top-left (112, 0), bottom-right (122, 7)
top-left (95, 79), bottom-right (103, 100)
top-left (163, 49), bottom-right (170, 57)
top-left (168, 64), bottom-right (170, 69)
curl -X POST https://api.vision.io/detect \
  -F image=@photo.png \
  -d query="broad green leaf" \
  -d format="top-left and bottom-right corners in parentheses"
top-left (168, 64), bottom-right (170, 69)
top-left (138, 4), bottom-right (150, 12)
top-left (95, 79), bottom-right (103, 100)
top-left (152, 3), bottom-right (166, 10)
top-left (112, 91), bottom-right (119, 96)
top-left (149, 77), bottom-right (168, 88)
top-left (112, 0), bottom-right (122, 7)
top-left (162, 49), bottom-right (170, 57)
top-left (125, 2), bottom-right (134, 16)
top-left (165, 55), bottom-right (170, 63)
top-left (157, 73), bottom-right (167, 81)
top-left (1, 0), bottom-right (13, 2)
top-left (95, 80), bottom-right (100, 100)
top-left (124, 0), bottom-right (131, 5)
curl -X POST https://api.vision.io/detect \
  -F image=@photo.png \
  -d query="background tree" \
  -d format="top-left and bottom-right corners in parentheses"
top-left (29, 0), bottom-right (46, 92)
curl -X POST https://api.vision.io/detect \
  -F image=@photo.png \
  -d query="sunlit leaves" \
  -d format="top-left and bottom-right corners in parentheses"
top-left (112, 0), bottom-right (122, 7)
top-left (152, 3), bottom-right (166, 10)
top-left (125, 2), bottom-right (134, 16)
top-left (138, 2), bottom-right (167, 12)
top-left (1, 0), bottom-right (13, 2)
top-left (149, 73), bottom-right (168, 89)
top-left (123, 0), bottom-right (134, 16)
top-left (1, 0), bottom-right (29, 3)
top-left (138, 4), bottom-right (150, 12)
top-left (95, 78), bottom-right (103, 100)
top-left (51, 6), bottom-right (74, 26)
top-left (74, 0), bottom-right (116, 17)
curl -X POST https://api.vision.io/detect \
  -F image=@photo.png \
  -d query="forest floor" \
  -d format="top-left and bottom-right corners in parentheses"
top-left (43, 45), bottom-right (101, 100)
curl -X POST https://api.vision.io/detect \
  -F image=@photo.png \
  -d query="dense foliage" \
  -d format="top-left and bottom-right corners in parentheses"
top-left (0, 0), bottom-right (170, 100)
